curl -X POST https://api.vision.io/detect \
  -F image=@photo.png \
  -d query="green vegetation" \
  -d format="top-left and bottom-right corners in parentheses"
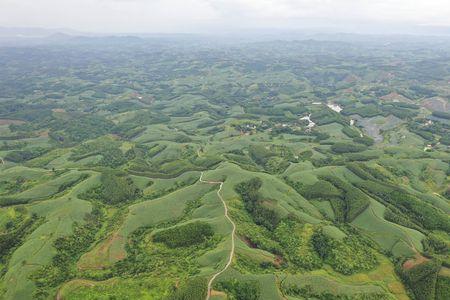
top-left (152, 221), bottom-right (214, 248)
top-left (216, 279), bottom-right (260, 300)
top-left (31, 205), bottom-right (103, 299)
top-left (167, 277), bottom-right (207, 300)
top-left (49, 115), bottom-right (116, 146)
top-left (235, 178), bottom-right (280, 230)
top-left (318, 175), bottom-right (370, 222)
top-left (436, 275), bottom-right (450, 300)
top-left (398, 259), bottom-right (442, 300)
top-left (353, 135), bottom-right (375, 146)
top-left (358, 181), bottom-right (450, 232)
top-left (274, 220), bottom-right (322, 270)
top-left (80, 172), bottom-right (142, 205)
top-left (432, 111), bottom-right (450, 120)
top-left (0, 212), bottom-right (42, 270)
top-left (300, 180), bottom-right (342, 200)
top-left (342, 126), bottom-right (360, 138)
top-left (0, 35), bottom-right (449, 300)
top-left (4, 148), bottom-right (49, 163)
top-left (0, 171), bottom-right (89, 206)
top-left (331, 142), bottom-right (368, 154)
top-left (281, 274), bottom-right (391, 299)
top-left (312, 229), bottom-right (378, 275)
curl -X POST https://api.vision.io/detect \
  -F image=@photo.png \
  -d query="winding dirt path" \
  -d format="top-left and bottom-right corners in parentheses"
top-left (199, 172), bottom-right (236, 300)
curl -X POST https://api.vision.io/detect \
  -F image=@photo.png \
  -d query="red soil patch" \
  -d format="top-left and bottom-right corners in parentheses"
top-left (211, 290), bottom-right (227, 297)
top-left (39, 130), bottom-right (49, 137)
top-left (261, 199), bottom-right (276, 209)
top-left (422, 97), bottom-right (450, 112)
top-left (239, 235), bottom-right (257, 249)
top-left (0, 119), bottom-right (25, 125)
top-left (344, 74), bottom-right (358, 83)
top-left (343, 87), bottom-right (353, 94)
top-left (274, 255), bottom-right (284, 268)
top-left (78, 232), bottom-right (126, 270)
top-left (403, 254), bottom-right (429, 270)
top-left (380, 92), bottom-right (413, 103)
top-left (439, 266), bottom-right (450, 277)
top-left (101, 233), bottom-right (126, 261)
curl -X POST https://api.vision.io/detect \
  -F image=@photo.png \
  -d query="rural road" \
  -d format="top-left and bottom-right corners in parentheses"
top-left (199, 172), bottom-right (236, 300)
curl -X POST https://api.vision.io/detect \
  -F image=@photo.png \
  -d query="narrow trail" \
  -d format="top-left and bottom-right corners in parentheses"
top-left (199, 172), bottom-right (236, 300)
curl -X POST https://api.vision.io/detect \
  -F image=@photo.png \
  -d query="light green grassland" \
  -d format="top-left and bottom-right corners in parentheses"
top-left (352, 198), bottom-right (424, 257)
top-left (1, 173), bottom-right (98, 300)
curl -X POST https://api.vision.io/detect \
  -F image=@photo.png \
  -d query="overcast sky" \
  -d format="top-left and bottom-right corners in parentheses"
top-left (1, 0), bottom-right (450, 34)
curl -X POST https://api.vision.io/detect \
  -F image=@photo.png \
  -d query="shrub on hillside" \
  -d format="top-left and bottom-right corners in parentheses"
top-left (301, 180), bottom-right (342, 200)
top-left (357, 181), bottom-right (450, 232)
top-left (398, 259), bottom-right (441, 300)
top-left (168, 277), bottom-right (208, 300)
top-left (31, 205), bottom-right (103, 298)
top-left (422, 234), bottom-right (449, 255)
top-left (346, 162), bottom-right (375, 180)
top-left (4, 147), bottom-right (49, 163)
top-left (331, 142), bottom-right (367, 154)
top-left (235, 178), bottom-right (280, 230)
top-left (311, 229), bottom-right (377, 275)
top-left (152, 221), bottom-right (214, 248)
top-left (341, 126), bottom-right (360, 138)
top-left (80, 172), bottom-right (141, 205)
top-left (432, 111), bottom-right (450, 120)
top-left (275, 220), bottom-right (322, 270)
top-left (353, 136), bottom-right (375, 146)
top-left (215, 279), bottom-right (260, 300)
top-left (436, 275), bottom-right (450, 300)
top-left (342, 104), bottom-right (382, 118)
top-left (318, 175), bottom-right (370, 222)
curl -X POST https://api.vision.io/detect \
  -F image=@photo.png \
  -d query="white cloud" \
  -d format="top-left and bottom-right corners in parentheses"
top-left (208, 0), bottom-right (450, 24)
top-left (0, 0), bottom-right (449, 33)
top-left (0, 0), bottom-right (218, 32)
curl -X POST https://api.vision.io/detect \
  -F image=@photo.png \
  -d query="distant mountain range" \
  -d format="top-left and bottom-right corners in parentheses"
top-left (0, 26), bottom-right (86, 38)
top-left (0, 25), bottom-right (450, 47)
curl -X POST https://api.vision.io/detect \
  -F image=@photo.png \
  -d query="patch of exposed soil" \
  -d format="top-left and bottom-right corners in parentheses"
top-left (380, 92), bottom-right (413, 103)
top-left (211, 290), bottom-right (227, 297)
top-left (402, 253), bottom-right (429, 270)
top-left (422, 97), bottom-right (450, 112)
top-left (0, 119), bottom-right (25, 125)
top-left (78, 232), bottom-right (125, 270)
top-left (274, 255), bottom-right (284, 268)
top-left (439, 266), bottom-right (450, 277)
top-left (351, 114), bottom-right (403, 143)
top-left (239, 235), bottom-right (257, 249)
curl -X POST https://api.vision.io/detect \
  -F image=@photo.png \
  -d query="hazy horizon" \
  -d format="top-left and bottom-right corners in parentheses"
top-left (1, 0), bottom-right (450, 36)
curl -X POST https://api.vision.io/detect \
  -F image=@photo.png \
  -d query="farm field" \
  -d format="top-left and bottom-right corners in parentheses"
top-left (0, 34), bottom-right (449, 300)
